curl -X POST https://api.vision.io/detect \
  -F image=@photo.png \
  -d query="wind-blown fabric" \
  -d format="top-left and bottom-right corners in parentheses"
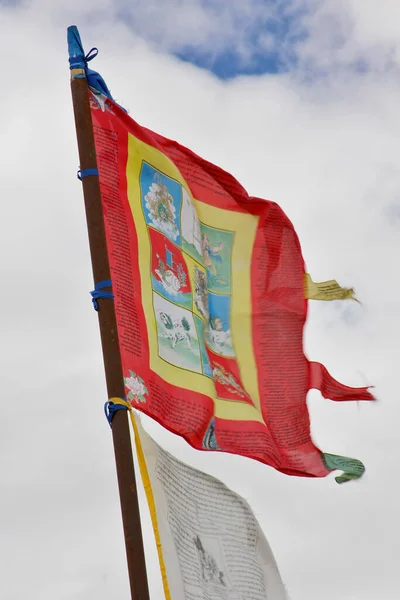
top-left (131, 412), bottom-right (288, 600)
top-left (89, 88), bottom-right (374, 482)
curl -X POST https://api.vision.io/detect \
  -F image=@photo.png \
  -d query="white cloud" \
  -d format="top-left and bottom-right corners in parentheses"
top-left (0, 2), bottom-right (399, 600)
top-left (295, 0), bottom-right (400, 72)
top-left (6, 1), bottom-right (400, 76)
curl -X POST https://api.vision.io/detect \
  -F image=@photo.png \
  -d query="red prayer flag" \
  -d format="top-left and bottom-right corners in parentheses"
top-left (89, 88), bottom-right (374, 483)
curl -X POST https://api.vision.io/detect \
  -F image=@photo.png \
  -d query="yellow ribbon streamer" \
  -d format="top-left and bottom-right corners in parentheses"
top-left (304, 273), bottom-right (359, 302)
top-left (108, 398), bottom-right (171, 600)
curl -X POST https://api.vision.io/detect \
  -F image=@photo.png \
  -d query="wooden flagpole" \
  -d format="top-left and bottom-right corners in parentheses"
top-left (67, 27), bottom-right (150, 600)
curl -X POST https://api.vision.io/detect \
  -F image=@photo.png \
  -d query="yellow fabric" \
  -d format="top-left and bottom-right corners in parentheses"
top-left (108, 398), bottom-right (171, 600)
top-left (304, 273), bottom-right (359, 302)
top-left (126, 134), bottom-right (263, 423)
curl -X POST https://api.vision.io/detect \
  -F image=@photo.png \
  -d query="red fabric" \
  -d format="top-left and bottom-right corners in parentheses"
top-left (90, 92), bottom-right (374, 480)
top-left (309, 362), bottom-right (374, 401)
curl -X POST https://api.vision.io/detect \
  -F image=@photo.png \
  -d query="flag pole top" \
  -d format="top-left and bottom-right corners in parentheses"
top-left (67, 25), bottom-right (120, 107)
top-left (67, 25), bottom-right (85, 69)
top-left (67, 25), bottom-right (83, 58)
top-left (68, 25), bottom-right (99, 74)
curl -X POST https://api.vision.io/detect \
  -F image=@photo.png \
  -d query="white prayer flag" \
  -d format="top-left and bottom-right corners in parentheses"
top-left (132, 414), bottom-right (288, 600)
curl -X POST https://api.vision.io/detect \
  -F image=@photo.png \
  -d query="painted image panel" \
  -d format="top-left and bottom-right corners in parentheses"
top-left (153, 292), bottom-right (202, 374)
top-left (141, 162), bottom-right (182, 244)
top-left (149, 227), bottom-right (192, 310)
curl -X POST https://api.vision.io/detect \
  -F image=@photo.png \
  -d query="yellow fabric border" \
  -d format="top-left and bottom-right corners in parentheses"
top-left (108, 398), bottom-right (171, 600)
top-left (126, 134), bottom-right (263, 423)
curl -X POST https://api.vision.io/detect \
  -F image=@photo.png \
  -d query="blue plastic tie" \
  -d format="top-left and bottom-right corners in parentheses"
top-left (90, 279), bottom-right (114, 311)
top-left (104, 400), bottom-right (128, 427)
top-left (77, 168), bottom-right (99, 181)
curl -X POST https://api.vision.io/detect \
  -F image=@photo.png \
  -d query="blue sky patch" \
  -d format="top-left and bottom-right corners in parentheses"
top-left (115, 0), bottom-right (309, 80)
top-left (174, 6), bottom-right (304, 79)
top-left (175, 45), bottom-right (290, 79)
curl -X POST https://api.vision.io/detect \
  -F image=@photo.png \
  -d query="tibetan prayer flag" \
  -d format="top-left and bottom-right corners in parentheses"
top-left (131, 412), bottom-right (288, 600)
top-left (89, 88), bottom-right (374, 482)
top-left (304, 273), bottom-right (358, 302)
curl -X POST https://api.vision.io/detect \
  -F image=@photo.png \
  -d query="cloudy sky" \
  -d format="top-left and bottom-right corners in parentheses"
top-left (1, 1), bottom-right (399, 598)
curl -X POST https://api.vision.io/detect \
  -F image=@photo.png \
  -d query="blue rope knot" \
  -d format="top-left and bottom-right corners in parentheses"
top-left (77, 168), bottom-right (99, 181)
top-left (84, 47), bottom-right (98, 63)
top-left (90, 279), bottom-right (114, 311)
top-left (104, 400), bottom-right (128, 427)
top-left (68, 41), bottom-right (98, 70)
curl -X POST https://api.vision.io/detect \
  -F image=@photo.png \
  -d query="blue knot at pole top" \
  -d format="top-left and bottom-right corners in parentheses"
top-left (90, 279), bottom-right (114, 311)
top-left (67, 26), bottom-right (98, 70)
top-left (67, 25), bottom-right (114, 101)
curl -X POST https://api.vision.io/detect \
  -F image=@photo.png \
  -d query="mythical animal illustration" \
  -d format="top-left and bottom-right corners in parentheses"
top-left (208, 317), bottom-right (233, 356)
top-left (145, 174), bottom-right (179, 240)
top-left (155, 253), bottom-right (187, 296)
top-left (212, 363), bottom-right (247, 398)
top-left (158, 311), bottom-right (192, 349)
top-left (201, 233), bottom-right (227, 287)
top-left (193, 536), bottom-right (226, 587)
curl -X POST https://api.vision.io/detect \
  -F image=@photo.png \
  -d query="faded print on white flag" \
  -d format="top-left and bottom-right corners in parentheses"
top-left (134, 417), bottom-right (288, 600)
